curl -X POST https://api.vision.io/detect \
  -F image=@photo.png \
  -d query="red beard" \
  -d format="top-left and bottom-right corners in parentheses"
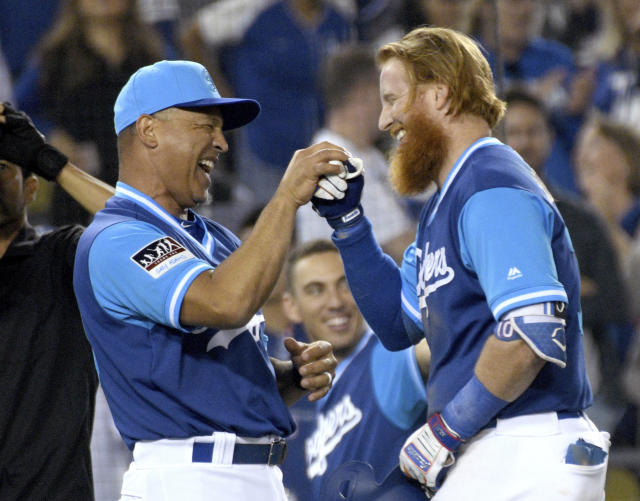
top-left (388, 112), bottom-right (449, 196)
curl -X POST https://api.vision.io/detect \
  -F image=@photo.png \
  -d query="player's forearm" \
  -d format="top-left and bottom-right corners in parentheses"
top-left (333, 217), bottom-right (413, 350)
top-left (475, 335), bottom-right (545, 402)
top-left (56, 162), bottom-right (115, 215)
top-left (439, 335), bottom-right (544, 440)
top-left (182, 195), bottom-right (297, 328)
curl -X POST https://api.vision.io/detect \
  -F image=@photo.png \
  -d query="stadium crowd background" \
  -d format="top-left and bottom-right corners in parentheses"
top-left (3, 0), bottom-right (640, 499)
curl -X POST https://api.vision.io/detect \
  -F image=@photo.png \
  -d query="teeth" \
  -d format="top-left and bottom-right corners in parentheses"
top-left (198, 159), bottom-right (214, 173)
top-left (326, 317), bottom-right (348, 327)
top-left (396, 130), bottom-right (406, 142)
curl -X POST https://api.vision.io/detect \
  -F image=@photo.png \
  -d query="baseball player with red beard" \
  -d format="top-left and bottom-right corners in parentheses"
top-left (312, 27), bottom-right (611, 500)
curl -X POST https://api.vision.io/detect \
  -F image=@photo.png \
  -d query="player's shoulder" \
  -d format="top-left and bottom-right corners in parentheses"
top-left (87, 220), bottom-right (168, 264)
top-left (468, 141), bottom-right (521, 167)
top-left (94, 219), bottom-right (163, 243)
top-left (458, 143), bottom-right (526, 192)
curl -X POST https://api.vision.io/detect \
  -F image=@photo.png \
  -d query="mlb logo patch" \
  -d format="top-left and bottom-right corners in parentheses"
top-left (131, 236), bottom-right (194, 278)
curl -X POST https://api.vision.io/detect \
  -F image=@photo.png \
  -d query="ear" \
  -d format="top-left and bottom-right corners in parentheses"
top-left (432, 83), bottom-right (450, 112)
top-left (23, 174), bottom-right (39, 206)
top-left (136, 114), bottom-right (159, 148)
top-left (282, 291), bottom-right (303, 324)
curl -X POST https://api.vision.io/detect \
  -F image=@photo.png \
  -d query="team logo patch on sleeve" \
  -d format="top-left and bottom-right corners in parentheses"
top-left (131, 237), bottom-right (195, 278)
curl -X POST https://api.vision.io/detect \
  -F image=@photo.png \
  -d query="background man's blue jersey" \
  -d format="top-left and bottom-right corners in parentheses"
top-left (73, 184), bottom-right (295, 449)
top-left (402, 138), bottom-right (592, 421)
top-left (296, 331), bottom-right (427, 500)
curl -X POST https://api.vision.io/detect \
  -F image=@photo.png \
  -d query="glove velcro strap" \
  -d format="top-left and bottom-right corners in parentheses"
top-left (338, 207), bottom-right (361, 225)
top-left (427, 413), bottom-right (462, 452)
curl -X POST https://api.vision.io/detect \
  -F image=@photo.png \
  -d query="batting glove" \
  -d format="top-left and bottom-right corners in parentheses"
top-left (312, 158), bottom-right (364, 231)
top-left (399, 413), bottom-right (463, 498)
top-left (0, 102), bottom-right (68, 180)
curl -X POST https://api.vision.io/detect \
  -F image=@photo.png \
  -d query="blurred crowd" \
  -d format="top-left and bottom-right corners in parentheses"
top-left (4, 0), bottom-right (640, 498)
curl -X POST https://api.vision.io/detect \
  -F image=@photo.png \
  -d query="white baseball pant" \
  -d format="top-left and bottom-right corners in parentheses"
top-left (118, 432), bottom-right (288, 501)
top-left (433, 411), bottom-right (610, 500)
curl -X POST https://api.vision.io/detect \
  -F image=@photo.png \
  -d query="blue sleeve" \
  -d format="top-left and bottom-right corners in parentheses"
top-left (88, 221), bottom-right (213, 332)
top-left (332, 217), bottom-right (414, 350)
top-left (458, 188), bottom-right (567, 319)
top-left (371, 342), bottom-right (427, 429)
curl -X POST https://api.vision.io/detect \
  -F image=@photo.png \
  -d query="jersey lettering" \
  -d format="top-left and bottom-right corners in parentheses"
top-left (305, 395), bottom-right (363, 478)
top-left (416, 242), bottom-right (455, 309)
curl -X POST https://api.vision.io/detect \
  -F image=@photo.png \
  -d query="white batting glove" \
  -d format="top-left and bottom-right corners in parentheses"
top-left (399, 413), bottom-right (462, 497)
top-left (313, 158), bottom-right (364, 200)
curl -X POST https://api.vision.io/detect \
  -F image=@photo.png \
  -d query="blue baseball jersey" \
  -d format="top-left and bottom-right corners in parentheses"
top-left (401, 138), bottom-right (592, 419)
top-left (73, 183), bottom-right (295, 449)
top-left (295, 330), bottom-right (427, 500)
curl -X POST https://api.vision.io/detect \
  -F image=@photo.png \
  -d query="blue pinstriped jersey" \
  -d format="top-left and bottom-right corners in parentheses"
top-left (300, 331), bottom-right (427, 500)
top-left (73, 183), bottom-right (295, 449)
top-left (401, 138), bottom-right (592, 418)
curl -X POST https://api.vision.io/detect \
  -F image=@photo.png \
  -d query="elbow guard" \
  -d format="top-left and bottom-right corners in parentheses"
top-left (495, 302), bottom-right (567, 368)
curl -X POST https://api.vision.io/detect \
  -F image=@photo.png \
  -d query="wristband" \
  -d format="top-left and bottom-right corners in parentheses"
top-left (36, 145), bottom-right (68, 181)
top-left (326, 204), bottom-right (364, 232)
top-left (441, 374), bottom-right (509, 439)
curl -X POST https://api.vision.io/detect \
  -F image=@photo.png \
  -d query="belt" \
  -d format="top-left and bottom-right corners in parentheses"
top-left (192, 439), bottom-right (288, 465)
top-left (555, 410), bottom-right (583, 420)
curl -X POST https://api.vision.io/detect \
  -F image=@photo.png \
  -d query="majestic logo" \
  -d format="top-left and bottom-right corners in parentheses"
top-left (305, 395), bottom-right (363, 478)
top-left (130, 237), bottom-right (194, 278)
top-left (507, 267), bottom-right (523, 280)
top-left (206, 313), bottom-right (264, 351)
top-left (416, 242), bottom-right (455, 309)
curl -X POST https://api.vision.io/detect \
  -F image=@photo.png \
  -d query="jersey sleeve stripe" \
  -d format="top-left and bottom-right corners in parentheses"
top-left (167, 263), bottom-right (212, 329)
top-left (492, 288), bottom-right (568, 320)
top-left (401, 290), bottom-right (421, 322)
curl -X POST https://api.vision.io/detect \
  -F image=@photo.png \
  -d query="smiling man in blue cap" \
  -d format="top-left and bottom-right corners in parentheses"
top-left (72, 59), bottom-right (353, 500)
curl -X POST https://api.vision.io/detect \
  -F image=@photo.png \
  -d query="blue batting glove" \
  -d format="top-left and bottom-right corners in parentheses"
top-left (312, 158), bottom-right (365, 231)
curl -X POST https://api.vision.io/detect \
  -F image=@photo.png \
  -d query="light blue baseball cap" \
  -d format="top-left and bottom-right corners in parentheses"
top-left (113, 60), bottom-right (260, 135)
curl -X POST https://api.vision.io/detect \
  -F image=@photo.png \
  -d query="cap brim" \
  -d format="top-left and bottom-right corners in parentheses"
top-left (176, 97), bottom-right (261, 130)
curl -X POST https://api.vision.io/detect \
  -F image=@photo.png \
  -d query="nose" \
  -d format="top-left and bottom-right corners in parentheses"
top-left (213, 130), bottom-right (229, 153)
top-left (378, 106), bottom-right (392, 132)
top-left (326, 286), bottom-right (346, 310)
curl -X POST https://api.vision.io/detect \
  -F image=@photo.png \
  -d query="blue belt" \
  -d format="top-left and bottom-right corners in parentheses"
top-left (484, 410), bottom-right (583, 430)
top-left (192, 439), bottom-right (288, 465)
